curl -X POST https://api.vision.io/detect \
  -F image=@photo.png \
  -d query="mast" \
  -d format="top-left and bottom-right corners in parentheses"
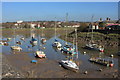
top-left (14, 25), bottom-right (16, 45)
top-left (55, 17), bottom-right (57, 40)
top-left (75, 28), bottom-right (78, 59)
top-left (37, 29), bottom-right (40, 50)
top-left (65, 13), bottom-right (68, 45)
top-left (91, 15), bottom-right (94, 43)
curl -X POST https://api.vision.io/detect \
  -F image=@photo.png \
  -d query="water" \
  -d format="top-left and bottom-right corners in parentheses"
top-left (1, 33), bottom-right (118, 73)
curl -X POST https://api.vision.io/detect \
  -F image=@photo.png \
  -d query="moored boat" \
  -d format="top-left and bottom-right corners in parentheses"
top-left (89, 58), bottom-right (114, 67)
top-left (11, 46), bottom-right (22, 51)
top-left (41, 38), bottom-right (46, 43)
top-left (34, 51), bottom-right (46, 58)
top-left (59, 60), bottom-right (79, 72)
top-left (85, 43), bottom-right (104, 52)
top-left (52, 39), bottom-right (62, 48)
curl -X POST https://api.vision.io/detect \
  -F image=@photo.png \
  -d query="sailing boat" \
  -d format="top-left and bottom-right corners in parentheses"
top-left (59, 28), bottom-right (79, 72)
top-left (85, 15), bottom-right (104, 52)
top-left (41, 26), bottom-right (46, 44)
top-left (11, 25), bottom-right (22, 51)
top-left (52, 18), bottom-right (62, 48)
top-left (61, 13), bottom-right (76, 55)
top-left (34, 31), bottom-right (46, 58)
top-left (30, 24), bottom-right (37, 46)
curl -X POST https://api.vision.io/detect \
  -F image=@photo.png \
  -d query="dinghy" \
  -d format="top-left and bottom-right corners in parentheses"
top-left (34, 51), bottom-right (46, 58)
top-left (11, 46), bottom-right (22, 51)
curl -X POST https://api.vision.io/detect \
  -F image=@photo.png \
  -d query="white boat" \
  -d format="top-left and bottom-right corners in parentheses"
top-left (59, 60), bottom-right (79, 72)
top-left (85, 43), bottom-right (104, 52)
top-left (34, 51), bottom-right (46, 58)
top-left (20, 37), bottom-right (25, 40)
top-left (52, 18), bottom-right (62, 48)
top-left (11, 46), bottom-right (22, 51)
top-left (85, 15), bottom-right (104, 52)
top-left (60, 28), bottom-right (79, 72)
top-left (7, 38), bottom-right (11, 41)
top-left (34, 32), bottom-right (46, 59)
top-left (41, 26), bottom-right (46, 43)
top-left (11, 25), bottom-right (22, 51)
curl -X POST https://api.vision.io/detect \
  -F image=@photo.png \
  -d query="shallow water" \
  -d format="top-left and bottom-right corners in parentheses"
top-left (1, 32), bottom-right (118, 71)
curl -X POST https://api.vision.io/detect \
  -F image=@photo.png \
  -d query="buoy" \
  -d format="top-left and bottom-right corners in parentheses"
top-left (83, 52), bottom-right (86, 55)
top-left (84, 71), bottom-right (88, 74)
top-left (110, 54), bottom-right (114, 58)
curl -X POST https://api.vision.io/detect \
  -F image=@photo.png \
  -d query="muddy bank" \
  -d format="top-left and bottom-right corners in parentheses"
top-left (2, 51), bottom-right (118, 78)
top-left (2, 55), bottom-right (24, 78)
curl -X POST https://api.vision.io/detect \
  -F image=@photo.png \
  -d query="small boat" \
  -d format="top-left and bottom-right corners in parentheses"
top-left (34, 51), bottom-right (46, 58)
top-left (16, 41), bottom-right (22, 45)
top-left (59, 60), bottom-right (79, 72)
top-left (0, 41), bottom-right (4, 45)
top-left (60, 28), bottom-right (79, 72)
top-left (30, 37), bottom-right (37, 45)
top-left (41, 38), bottom-right (46, 43)
top-left (85, 15), bottom-right (104, 52)
top-left (11, 46), bottom-right (22, 51)
top-left (7, 38), bottom-right (11, 41)
top-left (0, 41), bottom-right (9, 46)
top-left (20, 37), bottom-right (25, 40)
top-left (85, 43), bottom-right (104, 52)
top-left (61, 45), bottom-right (77, 55)
top-left (89, 58), bottom-right (114, 67)
top-left (52, 19), bottom-right (62, 48)
top-left (52, 39), bottom-right (62, 48)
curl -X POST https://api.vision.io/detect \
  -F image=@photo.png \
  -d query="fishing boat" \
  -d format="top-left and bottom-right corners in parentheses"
top-left (59, 28), bottom-right (79, 72)
top-left (11, 24), bottom-right (22, 51)
top-left (52, 20), bottom-right (62, 48)
top-left (89, 58), bottom-right (114, 67)
top-left (34, 32), bottom-right (46, 59)
top-left (85, 15), bottom-right (104, 52)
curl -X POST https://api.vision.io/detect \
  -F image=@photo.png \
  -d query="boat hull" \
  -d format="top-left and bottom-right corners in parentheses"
top-left (59, 61), bottom-right (79, 72)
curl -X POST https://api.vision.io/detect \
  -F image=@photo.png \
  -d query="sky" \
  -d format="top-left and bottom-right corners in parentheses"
top-left (2, 2), bottom-right (118, 22)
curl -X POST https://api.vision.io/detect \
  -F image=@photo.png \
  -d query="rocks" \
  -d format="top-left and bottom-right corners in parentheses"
top-left (2, 56), bottom-right (24, 78)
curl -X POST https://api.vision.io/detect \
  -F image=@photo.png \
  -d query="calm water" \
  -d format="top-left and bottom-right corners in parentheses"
top-left (1, 33), bottom-right (118, 71)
